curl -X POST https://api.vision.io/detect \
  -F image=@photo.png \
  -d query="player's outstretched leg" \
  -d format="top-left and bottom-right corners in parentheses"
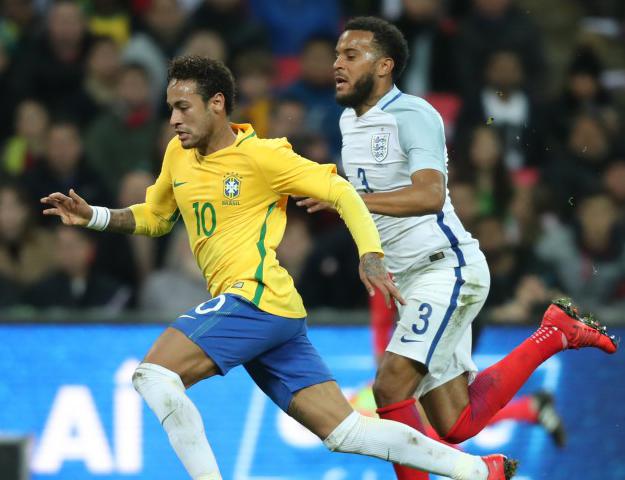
top-left (436, 299), bottom-right (617, 444)
top-left (133, 328), bottom-right (223, 480)
top-left (289, 380), bottom-right (518, 480)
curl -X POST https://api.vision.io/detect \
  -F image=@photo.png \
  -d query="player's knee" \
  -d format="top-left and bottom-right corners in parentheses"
top-left (372, 373), bottom-right (405, 407)
top-left (132, 362), bottom-right (184, 395)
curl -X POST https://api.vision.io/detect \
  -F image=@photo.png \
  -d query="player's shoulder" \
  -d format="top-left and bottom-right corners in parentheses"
top-left (161, 136), bottom-right (186, 166)
top-left (340, 107), bottom-right (356, 122)
top-left (384, 92), bottom-right (442, 125)
top-left (245, 136), bottom-right (293, 153)
top-left (164, 135), bottom-right (185, 155)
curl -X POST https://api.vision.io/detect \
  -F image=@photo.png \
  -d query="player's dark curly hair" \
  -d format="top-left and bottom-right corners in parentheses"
top-left (344, 17), bottom-right (409, 80)
top-left (167, 55), bottom-right (236, 114)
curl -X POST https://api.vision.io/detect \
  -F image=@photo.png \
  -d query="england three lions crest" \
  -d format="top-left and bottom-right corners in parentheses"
top-left (371, 133), bottom-right (390, 162)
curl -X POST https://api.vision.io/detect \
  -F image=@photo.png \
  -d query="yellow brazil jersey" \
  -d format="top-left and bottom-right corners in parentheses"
top-left (130, 123), bottom-right (382, 318)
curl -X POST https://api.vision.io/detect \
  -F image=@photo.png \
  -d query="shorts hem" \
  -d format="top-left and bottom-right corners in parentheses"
top-left (170, 324), bottom-right (228, 376)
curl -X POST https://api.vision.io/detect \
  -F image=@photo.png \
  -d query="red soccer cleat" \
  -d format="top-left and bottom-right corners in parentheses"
top-left (482, 454), bottom-right (518, 480)
top-left (542, 298), bottom-right (619, 354)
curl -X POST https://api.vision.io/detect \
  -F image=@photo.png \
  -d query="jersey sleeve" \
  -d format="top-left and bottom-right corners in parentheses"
top-left (254, 139), bottom-right (338, 198)
top-left (254, 139), bottom-right (383, 257)
top-left (129, 140), bottom-right (180, 237)
top-left (394, 103), bottom-right (447, 175)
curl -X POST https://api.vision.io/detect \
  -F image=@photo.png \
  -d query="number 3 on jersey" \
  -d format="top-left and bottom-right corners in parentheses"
top-left (357, 168), bottom-right (374, 193)
top-left (412, 303), bottom-right (432, 334)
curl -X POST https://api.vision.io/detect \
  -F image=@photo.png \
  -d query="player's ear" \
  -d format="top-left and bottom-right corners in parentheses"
top-left (377, 57), bottom-right (394, 78)
top-left (210, 92), bottom-right (226, 114)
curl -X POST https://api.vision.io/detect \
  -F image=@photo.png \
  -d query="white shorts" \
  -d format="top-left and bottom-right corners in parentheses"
top-left (387, 258), bottom-right (490, 398)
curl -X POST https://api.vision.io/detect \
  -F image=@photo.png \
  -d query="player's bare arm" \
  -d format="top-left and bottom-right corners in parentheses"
top-left (106, 209), bottom-right (137, 234)
top-left (359, 252), bottom-right (405, 308)
top-left (41, 189), bottom-right (136, 234)
top-left (361, 169), bottom-right (445, 217)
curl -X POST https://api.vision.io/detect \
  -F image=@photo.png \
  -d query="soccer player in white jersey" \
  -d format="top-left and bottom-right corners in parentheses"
top-left (298, 16), bottom-right (618, 480)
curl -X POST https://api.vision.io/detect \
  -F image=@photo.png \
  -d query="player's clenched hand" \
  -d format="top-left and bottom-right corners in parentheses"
top-left (359, 252), bottom-right (406, 308)
top-left (295, 196), bottom-right (335, 213)
top-left (41, 189), bottom-right (92, 226)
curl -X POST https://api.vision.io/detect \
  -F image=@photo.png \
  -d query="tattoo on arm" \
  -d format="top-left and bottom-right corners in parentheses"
top-left (361, 252), bottom-right (386, 278)
top-left (106, 208), bottom-right (136, 234)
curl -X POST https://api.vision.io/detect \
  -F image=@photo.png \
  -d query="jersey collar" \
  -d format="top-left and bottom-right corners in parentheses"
top-left (230, 123), bottom-right (255, 143)
top-left (376, 85), bottom-right (402, 111)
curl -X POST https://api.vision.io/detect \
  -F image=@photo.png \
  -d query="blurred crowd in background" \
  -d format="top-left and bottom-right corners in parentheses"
top-left (1, 0), bottom-right (624, 324)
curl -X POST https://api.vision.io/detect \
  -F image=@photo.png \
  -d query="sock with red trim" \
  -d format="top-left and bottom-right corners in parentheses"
top-left (377, 399), bottom-right (430, 479)
top-left (442, 326), bottom-right (563, 443)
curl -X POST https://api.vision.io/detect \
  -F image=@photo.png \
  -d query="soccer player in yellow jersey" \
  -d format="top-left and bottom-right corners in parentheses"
top-left (42, 56), bottom-right (513, 480)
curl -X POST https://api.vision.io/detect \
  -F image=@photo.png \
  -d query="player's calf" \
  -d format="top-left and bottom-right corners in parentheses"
top-left (324, 410), bottom-right (515, 479)
top-left (132, 363), bottom-right (222, 480)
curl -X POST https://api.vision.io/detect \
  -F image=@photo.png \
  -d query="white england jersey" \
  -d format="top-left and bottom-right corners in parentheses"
top-left (340, 85), bottom-right (484, 274)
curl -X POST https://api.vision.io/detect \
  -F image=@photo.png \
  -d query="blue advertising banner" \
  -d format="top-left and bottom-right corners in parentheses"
top-left (0, 324), bottom-right (623, 480)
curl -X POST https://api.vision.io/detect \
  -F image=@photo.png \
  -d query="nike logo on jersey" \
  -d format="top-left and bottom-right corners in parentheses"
top-left (173, 180), bottom-right (188, 187)
top-left (400, 335), bottom-right (423, 343)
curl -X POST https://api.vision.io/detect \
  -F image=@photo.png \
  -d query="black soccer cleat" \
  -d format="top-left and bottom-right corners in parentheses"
top-left (533, 391), bottom-right (567, 448)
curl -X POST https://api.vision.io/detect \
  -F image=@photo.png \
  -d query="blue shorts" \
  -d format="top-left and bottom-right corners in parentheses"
top-left (172, 294), bottom-right (334, 411)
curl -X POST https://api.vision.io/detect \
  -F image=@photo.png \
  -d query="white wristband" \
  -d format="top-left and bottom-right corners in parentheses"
top-left (86, 206), bottom-right (111, 231)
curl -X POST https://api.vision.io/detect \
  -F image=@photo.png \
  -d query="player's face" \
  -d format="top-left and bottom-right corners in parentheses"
top-left (334, 30), bottom-right (378, 108)
top-left (167, 79), bottom-right (218, 150)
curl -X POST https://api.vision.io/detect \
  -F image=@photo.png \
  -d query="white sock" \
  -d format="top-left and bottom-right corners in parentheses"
top-left (323, 412), bottom-right (488, 480)
top-left (132, 363), bottom-right (222, 480)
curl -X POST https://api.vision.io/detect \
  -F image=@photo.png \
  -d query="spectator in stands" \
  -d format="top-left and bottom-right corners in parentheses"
top-left (232, 49), bottom-right (274, 138)
top-left (456, 49), bottom-right (546, 171)
top-left (134, 0), bottom-right (188, 59)
top-left (455, 0), bottom-right (546, 99)
top-left (0, 40), bottom-right (17, 144)
top-left (290, 132), bottom-right (332, 166)
top-left (506, 172), bottom-right (548, 248)
top-left (140, 226), bottom-right (210, 314)
top-left (604, 160), bottom-right (625, 219)
top-left (549, 46), bottom-right (615, 143)
top-left (283, 35), bottom-right (343, 156)
top-left (70, 35), bottom-right (122, 125)
top-left (186, 0), bottom-right (267, 58)
top-left (94, 170), bottom-right (158, 305)
top-left (248, 0), bottom-right (340, 57)
top-left (12, 0), bottom-right (95, 118)
top-left (24, 226), bottom-right (130, 311)
top-left (267, 96), bottom-right (307, 139)
top-left (21, 120), bottom-right (111, 225)
top-left (0, 0), bottom-right (40, 50)
top-left (123, 0), bottom-right (189, 101)
top-left (86, 0), bottom-right (132, 46)
top-left (0, 182), bottom-right (55, 307)
top-left (449, 180), bottom-right (480, 232)
top-left (548, 113), bottom-right (612, 214)
top-left (396, 0), bottom-right (459, 96)
top-left (455, 125), bottom-right (512, 217)
top-left (1, 99), bottom-right (49, 176)
top-left (276, 205), bottom-right (313, 285)
top-left (298, 224), bottom-right (367, 309)
top-left (179, 29), bottom-right (228, 63)
top-left (535, 193), bottom-right (625, 316)
top-left (85, 63), bottom-right (160, 196)
top-left (474, 215), bottom-right (552, 319)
